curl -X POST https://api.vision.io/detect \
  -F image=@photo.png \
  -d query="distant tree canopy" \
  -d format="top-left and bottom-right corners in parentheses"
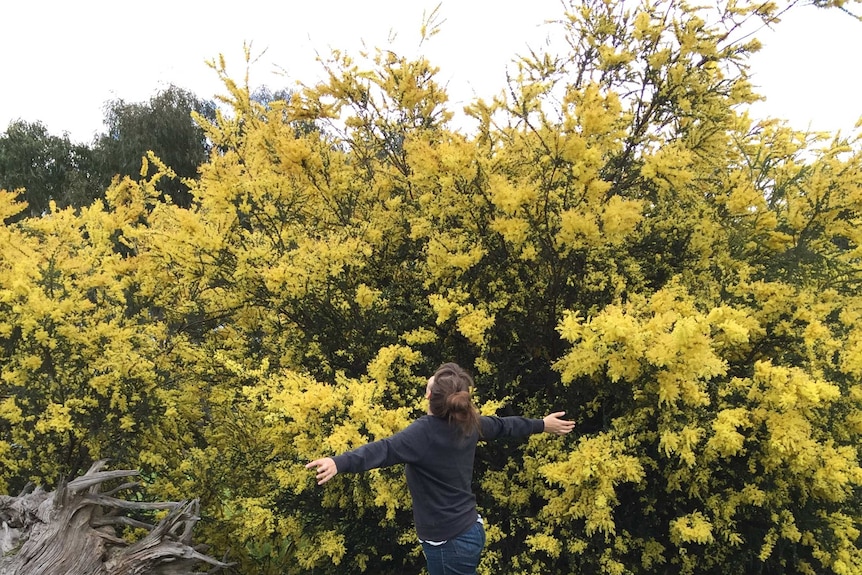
top-left (1, 1), bottom-right (861, 575)
top-left (0, 85), bottom-right (215, 213)
top-left (0, 120), bottom-right (99, 218)
top-left (94, 85), bottom-right (216, 207)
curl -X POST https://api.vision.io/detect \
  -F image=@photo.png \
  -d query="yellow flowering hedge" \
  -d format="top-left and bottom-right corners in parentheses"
top-left (2, 1), bottom-right (861, 573)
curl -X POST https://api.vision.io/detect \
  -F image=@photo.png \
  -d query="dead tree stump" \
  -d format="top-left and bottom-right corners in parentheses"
top-left (0, 460), bottom-right (230, 575)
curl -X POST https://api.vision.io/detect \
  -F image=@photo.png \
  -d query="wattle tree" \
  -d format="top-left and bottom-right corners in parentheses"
top-left (1, 1), bottom-right (860, 573)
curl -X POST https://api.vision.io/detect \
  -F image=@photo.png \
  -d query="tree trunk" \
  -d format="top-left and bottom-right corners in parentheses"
top-left (0, 461), bottom-right (230, 575)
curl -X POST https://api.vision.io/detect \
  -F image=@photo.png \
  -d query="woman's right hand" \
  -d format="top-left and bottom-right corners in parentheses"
top-left (543, 412), bottom-right (575, 436)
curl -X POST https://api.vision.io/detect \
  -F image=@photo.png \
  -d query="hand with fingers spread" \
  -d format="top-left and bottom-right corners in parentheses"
top-left (306, 457), bottom-right (338, 485)
top-left (542, 411), bottom-right (575, 436)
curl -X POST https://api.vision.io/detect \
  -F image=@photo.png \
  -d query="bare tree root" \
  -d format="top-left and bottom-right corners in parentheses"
top-left (0, 460), bottom-right (231, 575)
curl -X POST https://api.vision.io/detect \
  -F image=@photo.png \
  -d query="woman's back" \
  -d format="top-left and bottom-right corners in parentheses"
top-left (403, 415), bottom-right (481, 541)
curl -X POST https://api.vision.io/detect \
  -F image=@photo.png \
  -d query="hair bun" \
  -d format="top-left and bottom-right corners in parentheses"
top-left (429, 363), bottom-right (481, 436)
top-left (446, 390), bottom-right (472, 413)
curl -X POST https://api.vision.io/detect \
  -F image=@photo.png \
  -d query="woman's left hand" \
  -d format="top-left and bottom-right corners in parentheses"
top-left (306, 457), bottom-right (338, 485)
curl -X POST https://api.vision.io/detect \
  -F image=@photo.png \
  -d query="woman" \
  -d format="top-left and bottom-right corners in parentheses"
top-left (306, 362), bottom-right (574, 575)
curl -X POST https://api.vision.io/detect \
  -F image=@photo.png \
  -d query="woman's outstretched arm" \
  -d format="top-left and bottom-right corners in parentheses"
top-left (481, 412), bottom-right (575, 439)
top-left (306, 419), bottom-right (427, 485)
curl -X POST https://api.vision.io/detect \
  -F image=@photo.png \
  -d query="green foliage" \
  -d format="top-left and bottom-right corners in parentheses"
top-left (94, 85), bottom-right (215, 207)
top-left (1, 1), bottom-right (861, 574)
top-left (0, 86), bottom-right (216, 215)
top-left (0, 120), bottom-right (100, 218)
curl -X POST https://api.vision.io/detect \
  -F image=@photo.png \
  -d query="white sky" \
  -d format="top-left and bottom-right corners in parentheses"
top-left (1, 0), bottom-right (860, 143)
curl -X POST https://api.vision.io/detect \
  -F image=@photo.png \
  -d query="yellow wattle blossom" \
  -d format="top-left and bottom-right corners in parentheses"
top-left (601, 195), bottom-right (644, 240)
top-left (670, 511), bottom-right (715, 545)
top-left (34, 402), bottom-right (74, 434)
top-left (3, 1), bottom-right (861, 574)
top-left (0, 397), bottom-right (23, 425)
top-left (455, 305), bottom-right (495, 347)
top-left (354, 283), bottom-right (379, 309)
top-left (557, 208), bottom-right (601, 252)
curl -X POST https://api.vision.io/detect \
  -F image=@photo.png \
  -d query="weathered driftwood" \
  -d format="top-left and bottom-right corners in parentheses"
top-left (0, 460), bottom-right (230, 575)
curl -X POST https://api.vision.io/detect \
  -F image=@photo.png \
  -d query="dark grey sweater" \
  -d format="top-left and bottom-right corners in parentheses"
top-left (332, 414), bottom-right (544, 541)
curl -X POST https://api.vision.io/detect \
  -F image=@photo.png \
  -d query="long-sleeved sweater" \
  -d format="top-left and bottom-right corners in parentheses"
top-left (331, 414), bottom-right (544, 541)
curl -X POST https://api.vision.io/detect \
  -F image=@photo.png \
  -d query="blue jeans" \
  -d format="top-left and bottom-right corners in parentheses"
top-left (421, 521), bottom-right (486, 575)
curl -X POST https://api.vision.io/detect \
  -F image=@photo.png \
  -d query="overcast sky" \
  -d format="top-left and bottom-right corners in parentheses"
top-left (1, 1), bottom-right (860, 143)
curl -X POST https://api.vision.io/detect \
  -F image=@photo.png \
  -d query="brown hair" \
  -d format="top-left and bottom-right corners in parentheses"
top-left (428, 362), bottom-right (481, 437)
